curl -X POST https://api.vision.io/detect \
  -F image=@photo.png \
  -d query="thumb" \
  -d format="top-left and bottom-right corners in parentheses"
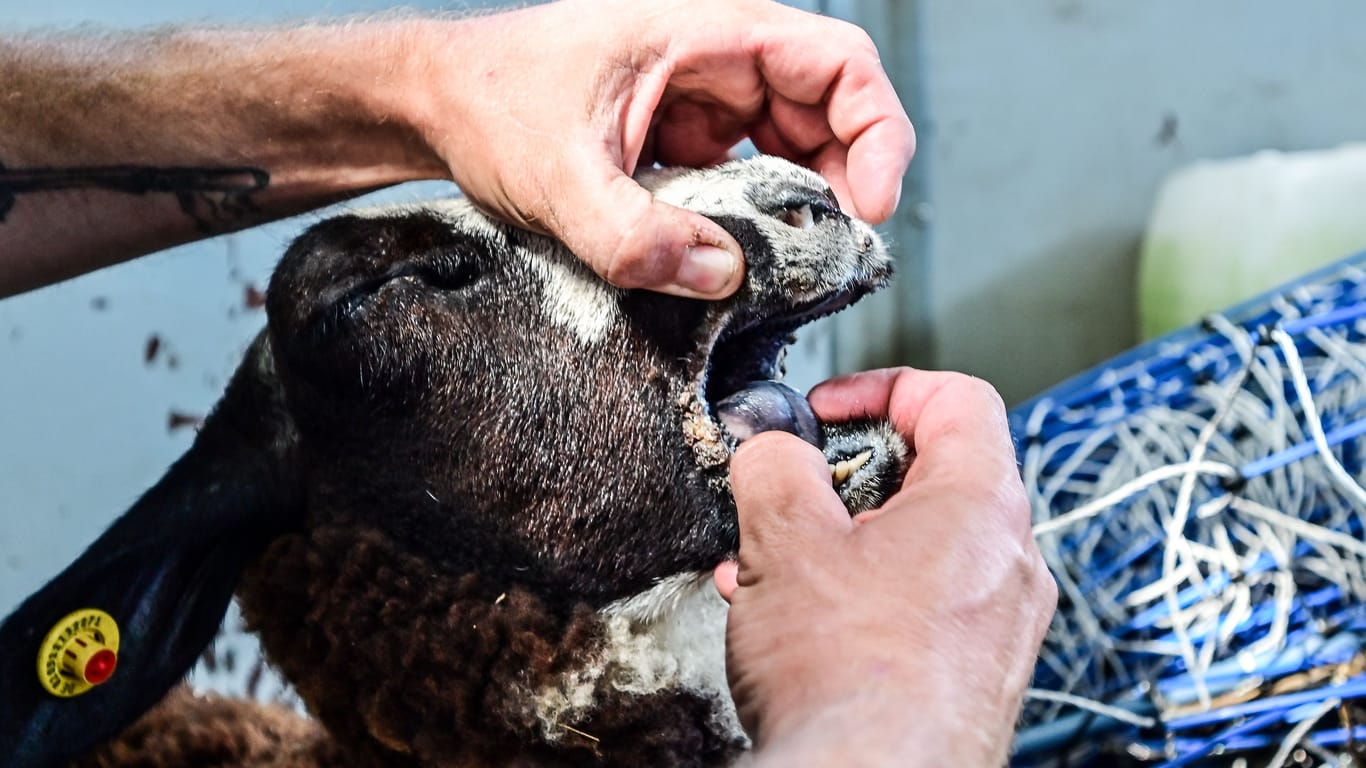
top-left (547, 155), bottom-right (745, 298)
top-left (730, 432), bottom-right (852, 571)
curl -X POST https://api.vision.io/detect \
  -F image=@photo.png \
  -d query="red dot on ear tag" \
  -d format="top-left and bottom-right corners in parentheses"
top-left (84, 649), bottom-right (117, 685)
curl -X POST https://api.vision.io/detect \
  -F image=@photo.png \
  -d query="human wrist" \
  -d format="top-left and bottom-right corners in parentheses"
top-left (116, 21), bottom-right (449, 197)
top-left (392, 8), bottom-right (561, 204)
top-left (235, 20), bottom-right (450, 195)
top-left (750, 653), bottom-right (1006, 768)
top-left (0, 21), bottom-right (452, 294)
top-left (336, 18), bottom-right (463, 181)
top-left (0, 23), bottom-right (443, 178)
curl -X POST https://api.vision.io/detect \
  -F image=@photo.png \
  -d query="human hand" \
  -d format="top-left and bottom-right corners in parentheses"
top-left (411, 0), bottom-right (914, 299)
top-left (716, 368), bottom-right (1056, 766)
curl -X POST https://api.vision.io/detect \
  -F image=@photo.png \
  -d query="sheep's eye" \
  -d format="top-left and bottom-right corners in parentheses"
top-left (781, 204), bottom-right (816, 230)
top-left (412, 261), bottom-right (479, 293)
top-left (779, 198), bottom-right (838, 230)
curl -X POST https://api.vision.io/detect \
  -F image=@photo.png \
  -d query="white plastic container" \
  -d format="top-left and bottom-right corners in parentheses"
top-left (1139, 145), bottom-right (1366, 339)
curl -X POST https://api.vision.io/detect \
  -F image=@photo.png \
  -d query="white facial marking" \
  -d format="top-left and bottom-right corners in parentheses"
top-left (526, 573), bottom-right (744, 747)
top-left (526, 249), bottom-right (621, 345)
top-left (646, 167), bottom-right (755, 213)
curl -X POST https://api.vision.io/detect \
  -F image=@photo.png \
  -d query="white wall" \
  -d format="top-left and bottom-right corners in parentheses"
top-left (841, 0), bottom-right (1366, 403)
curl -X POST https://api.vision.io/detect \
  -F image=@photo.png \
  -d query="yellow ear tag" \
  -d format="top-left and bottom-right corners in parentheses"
top-left (37, 609), bottom-right (121, 697)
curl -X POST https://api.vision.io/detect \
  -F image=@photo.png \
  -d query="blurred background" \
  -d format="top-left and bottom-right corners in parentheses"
top-left (3, 0), bottom-right (1366, 615)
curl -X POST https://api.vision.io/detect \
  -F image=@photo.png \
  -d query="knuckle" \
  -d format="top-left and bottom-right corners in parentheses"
top-left (732, 432), bottom-right (824, 488)
top-left (734, 430), bottom-right (801, 465)
top-left (1039, 566), bottom-right (1060, 607)
top-left (1035, 574), bottom-right (1060, 632)
top-left (847, 25), bottom-right (880, 57)
top-left (821, 19), bottom-right (880, 59)
top-left (999, 472), bottom-right (1031, 515)
top-left (960, 373), bottom-right (1009, 414)
top-left (962, 463), bottom-right (1030, 528)
top-left (602, 242), bottom-right (656, 289)
top-left (933, 369), bottom-right (983, 395)
top-left (1023, 532), bottom-right (1058, 613)
top-left (600, 186), bottom-right (667, 289)
top-left (1001, 480), bottom-right (1036, 537)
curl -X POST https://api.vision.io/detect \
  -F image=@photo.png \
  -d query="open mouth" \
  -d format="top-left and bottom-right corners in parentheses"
top-left (697, 285), bottom-right (879, 488)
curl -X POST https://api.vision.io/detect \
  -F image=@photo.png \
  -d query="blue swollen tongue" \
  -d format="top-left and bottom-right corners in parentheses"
top-left (715, 380), bottom-right (823, 448)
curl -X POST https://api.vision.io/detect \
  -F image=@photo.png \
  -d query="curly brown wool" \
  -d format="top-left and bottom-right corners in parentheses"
top-left (75, 687), bottom-right (340, 768)
top-left (235, 527), bottom-right (744, 768)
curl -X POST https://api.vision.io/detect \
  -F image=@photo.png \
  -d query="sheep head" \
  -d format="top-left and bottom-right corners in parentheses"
top-left (262, 156), bottom-right (903, 604)
top-left (0, 157), bottom-right (908, 768)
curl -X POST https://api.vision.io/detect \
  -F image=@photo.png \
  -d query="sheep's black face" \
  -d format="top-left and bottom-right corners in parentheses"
top-left (262, 157), bottom-right (902, 611)
top-left (0, 157), bottom-right (908, 768)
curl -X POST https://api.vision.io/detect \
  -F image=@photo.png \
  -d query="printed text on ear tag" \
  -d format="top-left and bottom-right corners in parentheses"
top-left (37, 609), bottom-right (121, 697)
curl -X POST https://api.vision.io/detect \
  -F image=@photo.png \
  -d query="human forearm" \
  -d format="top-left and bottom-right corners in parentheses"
top-left (1, 0), bottom-right (914, 300)
top-left (0, 21), bottom-right (449, 295)
top-left (754, 691), bottom-right (996, 768)
top-left (738, 594), bottom-right (1020, 767)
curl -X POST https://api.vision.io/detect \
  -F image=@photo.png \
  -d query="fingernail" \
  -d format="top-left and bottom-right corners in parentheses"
top-left (674, 245), bottom-right (739, 296)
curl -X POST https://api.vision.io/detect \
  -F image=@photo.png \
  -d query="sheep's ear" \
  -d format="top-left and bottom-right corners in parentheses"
top-left (0, 335), bottom-right (301, 768)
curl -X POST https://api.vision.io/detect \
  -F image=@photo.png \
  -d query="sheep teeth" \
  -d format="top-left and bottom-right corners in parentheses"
top-left (829, 449), bottom-right (874, 485)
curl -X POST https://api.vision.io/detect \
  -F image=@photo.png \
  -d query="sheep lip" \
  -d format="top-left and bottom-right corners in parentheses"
top-left (696, 285), bottom-right (868, 451)
top-left (720, 288), bottom-right (861, 347)
top-left (703, 286), bottom-right (865, 404)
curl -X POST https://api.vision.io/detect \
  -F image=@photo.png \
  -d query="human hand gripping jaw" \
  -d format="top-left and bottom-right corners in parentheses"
top-left (718, 369), bottom-right (1059, 767)
top-left (429, 0), bottom-right (914, 298)
top-left (0, 0), bottom-right (912, 299)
